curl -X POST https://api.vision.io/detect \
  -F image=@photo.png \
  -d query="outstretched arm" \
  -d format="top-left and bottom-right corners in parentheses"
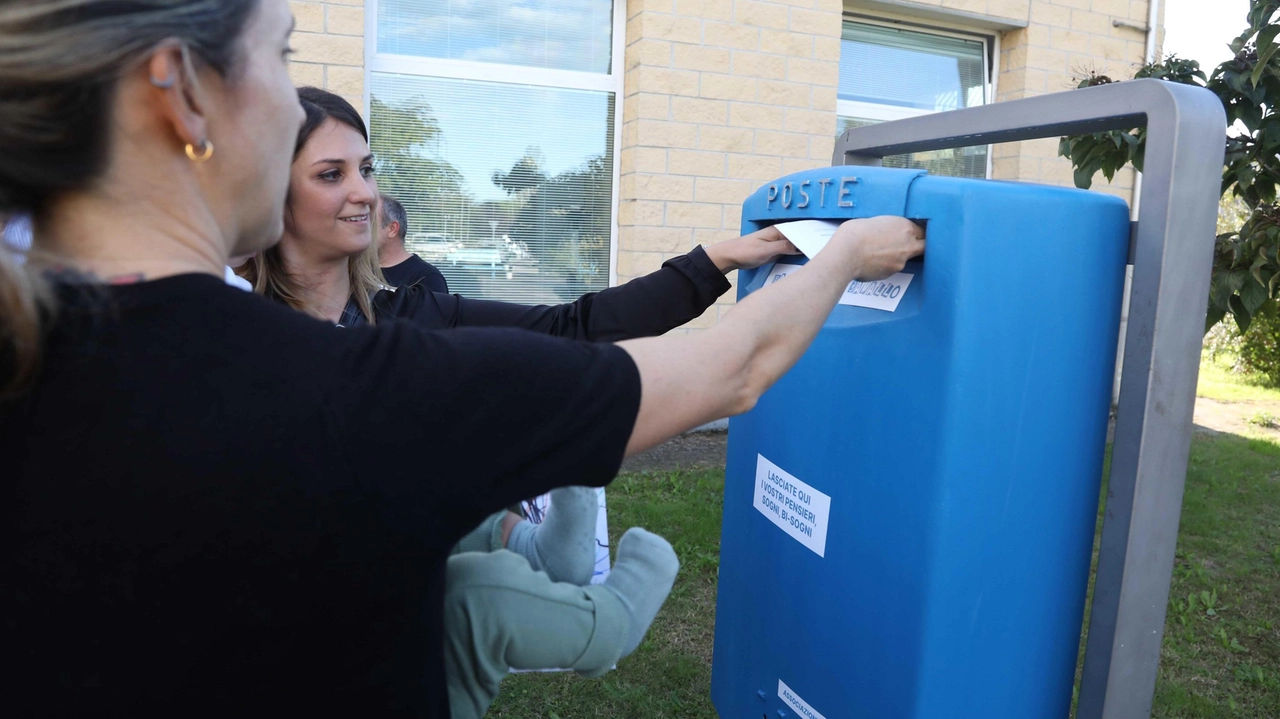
top-left (620, 216), bottom-right (924, 455)
top-left (411, 228), bottom-right (799, 341)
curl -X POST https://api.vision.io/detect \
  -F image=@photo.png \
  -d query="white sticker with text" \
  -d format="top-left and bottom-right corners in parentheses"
top-left (837, 272), bottom-right (914, 312)
top-left (765, 263), bottom-right (913, 313)
top-left (753, 455), bottom-right (831, 558)
top-left (779, 679), bottom-right (828, 719)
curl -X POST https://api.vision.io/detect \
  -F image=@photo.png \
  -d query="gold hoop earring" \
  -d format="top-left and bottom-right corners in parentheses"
top-left (185, 140), bottom-right (214, 163)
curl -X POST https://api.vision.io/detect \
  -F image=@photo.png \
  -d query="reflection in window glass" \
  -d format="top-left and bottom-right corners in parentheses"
top-left (370, 73), bottom-right (614, 304)
top-left (839, 22), bottom-right (986, 112)
top-left (837, 117), bottom-right (988, 179)
top-left (836, 22), bottom-right (988, 178)
top-left (377, 0), bottom-right (614, 74)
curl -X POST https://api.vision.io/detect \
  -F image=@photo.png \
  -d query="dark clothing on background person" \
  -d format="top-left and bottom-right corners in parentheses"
top-left (349, 245), bottom-right (731, 341)
top-left (2, 274), bottom-right (641, 717)
top-left (383, 254), bottom-right (449, 293)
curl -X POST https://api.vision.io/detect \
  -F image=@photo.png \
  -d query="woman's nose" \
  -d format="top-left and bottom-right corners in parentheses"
top-left (349, 176), bottom-right (376, 206)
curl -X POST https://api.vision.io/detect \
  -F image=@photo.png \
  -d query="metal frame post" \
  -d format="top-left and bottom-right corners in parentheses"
top-left (831, 79), bottom-right (1226, 719)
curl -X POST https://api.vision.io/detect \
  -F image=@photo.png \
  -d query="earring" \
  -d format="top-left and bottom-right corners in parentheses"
top-left (184, 140), bottom-right (214, 163)
top-left (149, 74), bottom-right (175, 89)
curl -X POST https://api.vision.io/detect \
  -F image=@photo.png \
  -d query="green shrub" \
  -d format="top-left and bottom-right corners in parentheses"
top-left (1205, 300), bottom-right (1280, 386)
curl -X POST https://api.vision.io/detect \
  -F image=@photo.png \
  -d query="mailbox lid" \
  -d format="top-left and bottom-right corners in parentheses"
top-left (741, 166), bottom-right (927, 225)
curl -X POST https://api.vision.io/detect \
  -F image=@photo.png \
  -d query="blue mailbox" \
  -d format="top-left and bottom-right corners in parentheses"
top-left (710, 81), bottom-right (1225, 719)
top-left (712, 165), bottom-right (1128, 719)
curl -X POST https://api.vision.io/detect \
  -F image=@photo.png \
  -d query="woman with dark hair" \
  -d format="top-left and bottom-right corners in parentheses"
top-left (0, 2), bottom-right (925, 717)
top-left (243, 86), bottom-right (803, 586)
top-left (243, 87), bottom-right (796, 337)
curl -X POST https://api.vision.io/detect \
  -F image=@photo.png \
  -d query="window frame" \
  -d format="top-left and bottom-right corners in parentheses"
top-left (838, 13), bottom-right (998, 178)
top-left (364, 0), bottom-right (628, 287)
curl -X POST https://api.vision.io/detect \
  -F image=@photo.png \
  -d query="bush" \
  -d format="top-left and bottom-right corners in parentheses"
top-left (1205, 300), bottom-right (1280, 386)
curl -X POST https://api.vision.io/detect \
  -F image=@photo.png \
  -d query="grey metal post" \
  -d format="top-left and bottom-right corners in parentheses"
top-left (832, 79), bottom-right (1226, 719)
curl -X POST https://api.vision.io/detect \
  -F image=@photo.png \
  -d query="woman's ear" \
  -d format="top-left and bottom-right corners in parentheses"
top-left (145, 43), bottom-right (212, 154)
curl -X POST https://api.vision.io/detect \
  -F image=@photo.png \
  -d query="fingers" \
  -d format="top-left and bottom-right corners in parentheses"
top-left (831, 216), bottom-right (927, 282)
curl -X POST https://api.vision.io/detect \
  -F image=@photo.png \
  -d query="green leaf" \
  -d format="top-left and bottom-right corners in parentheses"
top-left (1226, 269), bottom-right (1249, 294)
top-left (1230, 293), bottom-right (1253, 332)
top-left (1253, 42), bottom-right (1280, 87)
top-left (1241, 275), bottom-right (1271, 314)
top-left (1258, 23), bottom-right (1280, 54)
top-left (1239, 164), bottom-right (1257, 191)
top-left (1074, 163), bottom-right (1096, 189)
top-left (1251, 253), bottom-right (1271, 287)
top-left (1231, 29), bottom-right (1252, 55)
top-left (1206, 305), bottom-right (1228, 333)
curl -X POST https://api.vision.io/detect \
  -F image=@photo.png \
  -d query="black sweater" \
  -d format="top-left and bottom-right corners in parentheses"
top-left (344, 246), bottom-right (731, 340)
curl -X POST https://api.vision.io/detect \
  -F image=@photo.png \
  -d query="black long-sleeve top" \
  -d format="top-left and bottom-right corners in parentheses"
top-left (344, 246), bottom-right (732, 341)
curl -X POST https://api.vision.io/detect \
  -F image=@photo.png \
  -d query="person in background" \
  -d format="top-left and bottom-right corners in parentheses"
top-left (241, 86), bottom-right (802, 588)
top-left (377, 192), bottom-right (448, 292)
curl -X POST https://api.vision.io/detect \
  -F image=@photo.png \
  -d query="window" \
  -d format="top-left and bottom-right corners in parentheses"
top-left (368, 0), bottom-right (623, 303)
top-left (837, 19), bottom-right (992, 178)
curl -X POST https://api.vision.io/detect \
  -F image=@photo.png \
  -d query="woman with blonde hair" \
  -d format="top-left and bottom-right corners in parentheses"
top-left (243, 86), bottom-right (808, 588)
top-left (0, 1), bottom-right (925, 716)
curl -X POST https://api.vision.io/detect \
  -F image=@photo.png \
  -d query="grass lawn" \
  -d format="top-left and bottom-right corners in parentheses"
top-left (489, 372), bottom-right (1280, 718)
top-left (1197, 355), bottom-right (1280, 404)
top-left (1150, 434), bottom-right (1280, 717)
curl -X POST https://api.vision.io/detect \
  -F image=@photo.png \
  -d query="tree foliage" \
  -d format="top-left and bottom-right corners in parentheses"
top-left (508, 154), bottom-right (613, 293)
top-left (369, 97), bottom-right (612, 295)
top-left (369, 96), bottom-right (469, 220)
top-left (1058, 0), bottom-right (1280, 334)
top-left (492, 149), bottom-right (548, 196)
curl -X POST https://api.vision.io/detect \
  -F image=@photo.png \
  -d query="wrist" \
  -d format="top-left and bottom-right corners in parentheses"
top-left (704, 240), bottom-right (740, 274)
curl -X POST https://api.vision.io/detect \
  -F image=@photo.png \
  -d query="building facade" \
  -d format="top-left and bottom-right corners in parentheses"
top-left (289, 0), bottom-right (1163, 328)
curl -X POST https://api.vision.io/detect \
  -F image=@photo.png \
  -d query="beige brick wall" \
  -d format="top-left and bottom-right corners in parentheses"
top-left (620, 0), bottom-right (1162, 332)
top-left (619, 0), bottom-right (845, 331)
top-left (298, 0), bottom-right (1161, 333)
top-left (288, 0), bottom-right (366, 113)
top-left (847, 0), bottom-right (1158, 198)
top-left (989, 0), bottom-right (1161, 199)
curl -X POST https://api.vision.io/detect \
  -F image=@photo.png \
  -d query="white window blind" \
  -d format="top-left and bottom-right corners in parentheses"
top-left (837, 20), bottom-right (991, 179)
top-left (377, 0), bottom-right (613, 74)
top-left (369, 0), bottom-right (620, 304)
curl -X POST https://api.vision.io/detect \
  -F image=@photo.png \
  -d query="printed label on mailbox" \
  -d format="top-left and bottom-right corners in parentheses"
top-left (753, 455), bottom-right (831, 558)
top-left (778, 679), bottom-right (828, 719)
top-left (765, 264), bottom-right (914, 313)
top-left (837, 272), bottom-right (914, 312)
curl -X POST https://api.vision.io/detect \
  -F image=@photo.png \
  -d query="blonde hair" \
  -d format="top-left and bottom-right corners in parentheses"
top-left (0, 0), bottom-right (260, 398)
top-left (240, 239), bottom-right (387, 325)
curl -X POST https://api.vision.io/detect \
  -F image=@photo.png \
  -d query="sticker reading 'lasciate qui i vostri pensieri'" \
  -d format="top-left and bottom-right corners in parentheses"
top-left (752, 454), bottom-right (831, 557)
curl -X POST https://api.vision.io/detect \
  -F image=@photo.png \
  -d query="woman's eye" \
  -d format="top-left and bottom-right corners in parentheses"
top-left (361, 165), bottom-right (375, 178)
top-left (319, 170), bottom-right (340, 182)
